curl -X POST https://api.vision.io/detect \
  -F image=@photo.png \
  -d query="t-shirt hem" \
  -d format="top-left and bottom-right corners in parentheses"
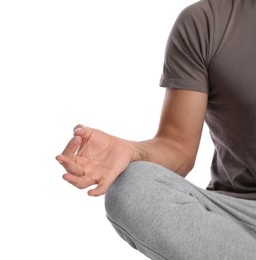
top-left (206, 188), bottom-right (256, 200)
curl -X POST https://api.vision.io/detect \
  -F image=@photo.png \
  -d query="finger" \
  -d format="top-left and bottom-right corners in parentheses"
top-left (61, 136), bottom-right (81, 158)
top-left (88, 183), bottom-right (108, 197)
top-left (56, 155), bottom-right (84, 176)
top-left (73, 126), bottom-right (93, 140)
top-left (73, 124), bottom-right (85, 133)
top-left (63, 173), bottom-right (96, 189)
top-left (87, 177), bottom-right (114, 197)
top-left (73, 127), bottom-right (94, 155)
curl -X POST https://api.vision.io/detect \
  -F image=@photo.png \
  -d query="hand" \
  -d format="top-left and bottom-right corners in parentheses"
top-left (56, 125), bottom-right (135, 196)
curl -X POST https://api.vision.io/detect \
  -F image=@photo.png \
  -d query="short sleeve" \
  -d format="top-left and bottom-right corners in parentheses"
top-left (160, 1), bottom-right (212, 93)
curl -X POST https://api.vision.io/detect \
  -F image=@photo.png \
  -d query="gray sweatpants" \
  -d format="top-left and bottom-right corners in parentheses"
top-left (105, 161), bottom-right (256, 260)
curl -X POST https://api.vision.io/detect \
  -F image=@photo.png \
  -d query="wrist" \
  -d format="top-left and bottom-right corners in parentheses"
top-left (129, 141), bottom-right (148, 162)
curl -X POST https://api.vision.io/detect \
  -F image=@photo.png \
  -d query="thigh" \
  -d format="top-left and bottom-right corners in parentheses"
top-left (105, 161), bottom-right (256, 260)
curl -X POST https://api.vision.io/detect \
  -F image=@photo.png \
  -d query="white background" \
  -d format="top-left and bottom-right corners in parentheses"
top-left (0, 0), bottom-right (214, 259)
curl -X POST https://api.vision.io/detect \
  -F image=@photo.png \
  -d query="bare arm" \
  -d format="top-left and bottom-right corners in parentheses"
top-left (132, 88), bottom-right (208, 176)
top-left (56, 88), bottom-right (208, 195)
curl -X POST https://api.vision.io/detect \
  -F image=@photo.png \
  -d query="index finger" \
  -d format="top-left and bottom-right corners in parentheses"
top-left (61, 136), bottom-right (82, 158)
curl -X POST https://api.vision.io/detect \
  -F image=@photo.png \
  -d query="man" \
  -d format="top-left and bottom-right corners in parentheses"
top-left (56, 0), bottom-right (256, 259)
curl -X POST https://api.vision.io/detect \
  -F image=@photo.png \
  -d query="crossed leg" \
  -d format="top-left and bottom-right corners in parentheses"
top-left (105, 161), bottom-right (256, 260)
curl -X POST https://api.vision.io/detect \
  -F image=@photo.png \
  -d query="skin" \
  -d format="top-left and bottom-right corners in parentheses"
top-left (56, 88), bottom-right (208, 196)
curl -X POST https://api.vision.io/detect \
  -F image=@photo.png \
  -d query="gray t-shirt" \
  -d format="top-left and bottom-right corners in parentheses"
top-left (160, 0), bottom-right (256, 199)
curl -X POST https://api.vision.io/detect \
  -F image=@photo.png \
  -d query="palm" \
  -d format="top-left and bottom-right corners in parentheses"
top-left (77, 128), bottom-right (117, 167)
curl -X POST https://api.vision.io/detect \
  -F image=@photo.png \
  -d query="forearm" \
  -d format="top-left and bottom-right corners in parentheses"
top-left (130, 137), bottom-right (195, 177)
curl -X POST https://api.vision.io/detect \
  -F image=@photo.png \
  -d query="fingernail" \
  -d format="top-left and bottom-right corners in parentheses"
top-left (74, 127), bottom-right (82, 133)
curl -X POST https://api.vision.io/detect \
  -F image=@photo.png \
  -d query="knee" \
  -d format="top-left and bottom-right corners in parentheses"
top-left (105, 161), bottom-right (198, 223)
top-left (105, 161), bottom-right (181, 226)
top-left (105, 161), bottom-right (165, 250)
top-left (104, 161), bottom-right (200, 257)
top-left (105, 161), bottom-right (148, 225)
